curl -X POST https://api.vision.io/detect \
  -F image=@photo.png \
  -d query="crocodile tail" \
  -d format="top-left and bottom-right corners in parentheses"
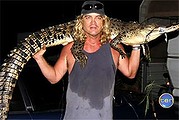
top-left (0, 20), bottom-right (75, 120)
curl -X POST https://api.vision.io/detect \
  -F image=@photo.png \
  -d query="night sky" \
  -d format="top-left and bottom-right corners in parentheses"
top-left (0, 0), bottom-right (143, 63)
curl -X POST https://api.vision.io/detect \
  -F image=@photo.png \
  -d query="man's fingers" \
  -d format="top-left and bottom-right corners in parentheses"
top-left (42, 45), bottom-right (46, 50)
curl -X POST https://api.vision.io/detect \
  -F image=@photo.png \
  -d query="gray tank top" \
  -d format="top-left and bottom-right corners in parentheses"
top-left (64, 43), bottom-right (116, 120)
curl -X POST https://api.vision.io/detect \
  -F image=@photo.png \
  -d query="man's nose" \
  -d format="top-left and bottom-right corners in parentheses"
top-left (90, 18), bottom-right (96, 24)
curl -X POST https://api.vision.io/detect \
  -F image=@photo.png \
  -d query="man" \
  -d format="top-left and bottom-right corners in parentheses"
top-left (33, 0), bottom-right (141, 119)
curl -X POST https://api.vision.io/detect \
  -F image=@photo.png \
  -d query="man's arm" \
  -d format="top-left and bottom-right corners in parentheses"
top-left (117, 45), bottom-right (141, 79)
top-left (33, 45), bottom-right (68, 84)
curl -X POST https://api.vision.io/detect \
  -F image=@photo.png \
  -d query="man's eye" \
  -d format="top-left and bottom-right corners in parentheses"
top-left (84, 16), bottom-right (90, 19)
top-left (97, 16), bottom-right (102, 20)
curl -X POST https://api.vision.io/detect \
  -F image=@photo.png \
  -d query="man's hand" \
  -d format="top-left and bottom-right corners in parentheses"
top-left (33, 45), bottom-right (46, 60)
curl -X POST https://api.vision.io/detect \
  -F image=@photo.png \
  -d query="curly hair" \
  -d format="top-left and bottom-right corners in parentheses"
top-left (73, 14), bottom-right (111, 45)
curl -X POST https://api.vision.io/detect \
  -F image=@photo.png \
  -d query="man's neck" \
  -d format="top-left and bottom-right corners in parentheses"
top-left (84, 36), bottom-right (102, 53)
top-left (86, 34), bottom-right (101, 43)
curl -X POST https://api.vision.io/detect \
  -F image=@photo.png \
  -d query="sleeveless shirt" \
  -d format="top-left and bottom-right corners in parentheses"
top-left (63, 43), bottom-right (116, 120)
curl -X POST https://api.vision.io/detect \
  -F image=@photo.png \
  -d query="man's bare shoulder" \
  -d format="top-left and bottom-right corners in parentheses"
top-left (57, 42), bottom-right (74, 64)
top-left (60, 42), bottom-right (75, 62)
top-left (110, 44), bottom-right (124, 54)
top-left (61, 42), bottom-right (75, 72)
top-left (64, 42), bottom-right (74, 49)
top-left (62, 42), bottom-right (74, 52)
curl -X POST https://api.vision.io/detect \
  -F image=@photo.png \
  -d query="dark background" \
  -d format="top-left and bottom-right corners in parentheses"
top-left (0, 0), bottom-right (142, 63)
top-left (0, 0), bottom-right (143, 109)
top-left (1, 1), bottom-right (179, 119)
top-left (0, 0), bottom-right (147, 116)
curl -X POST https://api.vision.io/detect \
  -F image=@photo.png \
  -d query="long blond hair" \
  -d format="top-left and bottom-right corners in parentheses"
top-left (73, 14), bottom-right (111, 45)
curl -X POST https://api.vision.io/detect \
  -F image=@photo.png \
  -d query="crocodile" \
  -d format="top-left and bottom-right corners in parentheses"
top-left (0, 17), bottom-right (178, 119)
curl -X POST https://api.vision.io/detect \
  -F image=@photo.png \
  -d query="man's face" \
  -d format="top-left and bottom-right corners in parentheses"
top-left (82, 13), bottom-right (104, 37)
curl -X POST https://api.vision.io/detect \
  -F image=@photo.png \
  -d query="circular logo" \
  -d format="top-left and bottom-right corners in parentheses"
top-left (159, 93), bottom-right (174, 108)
